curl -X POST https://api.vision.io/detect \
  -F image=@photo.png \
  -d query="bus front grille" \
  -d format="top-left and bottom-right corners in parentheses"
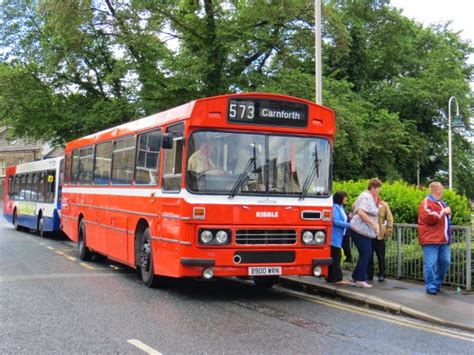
top-left (235, 229), bottom-right (297, 245)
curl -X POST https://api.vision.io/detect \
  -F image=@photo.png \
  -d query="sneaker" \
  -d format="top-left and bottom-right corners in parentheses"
top-left (426, 288), bottom-right (438, 295)
top-left (355, 281), bottom-right (373, 288)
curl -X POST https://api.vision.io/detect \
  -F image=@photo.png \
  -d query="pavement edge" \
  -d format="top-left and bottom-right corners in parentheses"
top-left (279, 276), bottom-right (474, 333)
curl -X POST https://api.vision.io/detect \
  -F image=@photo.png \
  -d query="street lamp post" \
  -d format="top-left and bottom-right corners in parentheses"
top-left (447, 96), bottom-right (463, 190)
top-left (314, 0), bottom-right (322, 105)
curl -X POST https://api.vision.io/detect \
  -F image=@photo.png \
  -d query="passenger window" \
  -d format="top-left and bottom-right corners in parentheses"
top-left (38, 172), bottom-right (45, 202)
top-left (162, 123), bottom-right (184, 192)
top-left (93, 141), bottom-right (112, 185)
top-left (79, 147), bottom-right (94, 185)
top-left (45, 169), bottom-right (55, 202)
top-left (64, 154), bottom-right (71, 184)
top-left (111, 136), bottom-right (136, 185)
top-left (135, 130), bottom-right (162, 185)
top-left (71, 150), bottom-right (80, 184)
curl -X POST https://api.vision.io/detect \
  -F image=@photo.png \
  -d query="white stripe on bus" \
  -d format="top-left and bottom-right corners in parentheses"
top-left (62, 187), bottom-right (333, 207)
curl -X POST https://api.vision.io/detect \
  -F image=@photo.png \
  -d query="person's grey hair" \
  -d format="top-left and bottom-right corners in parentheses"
top-left (429, 182), bottom-right (443, 192)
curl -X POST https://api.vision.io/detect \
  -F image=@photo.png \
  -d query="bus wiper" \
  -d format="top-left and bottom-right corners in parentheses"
top-left (300, 147), bottom-right (320, 200)
top-left (228, 157), bottom-right (256, 199)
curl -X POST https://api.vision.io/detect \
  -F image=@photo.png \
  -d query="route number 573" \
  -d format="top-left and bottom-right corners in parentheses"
top-left (229, 102), bottom-right (255, 120)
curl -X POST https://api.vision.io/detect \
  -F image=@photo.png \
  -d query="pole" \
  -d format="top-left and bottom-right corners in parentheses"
top-left (315, 0), bottom-right (322, 105)
top-left (448, 96), bottom-right (459, 189)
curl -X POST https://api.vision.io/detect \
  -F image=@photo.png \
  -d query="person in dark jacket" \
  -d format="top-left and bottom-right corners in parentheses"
top-left (418, 182), bottom-right (452, 295)
top-left (327, 191), bottom-right (351, 285)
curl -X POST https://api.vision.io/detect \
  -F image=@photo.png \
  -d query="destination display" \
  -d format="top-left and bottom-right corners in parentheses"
top-left (227, 98), bottom-right (308, 127)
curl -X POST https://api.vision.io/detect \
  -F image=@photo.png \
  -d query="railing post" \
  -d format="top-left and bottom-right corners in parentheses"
top-left (397, 225), bottom-right (402, 278)
top-left (466, 227), bottom-right (472, 291)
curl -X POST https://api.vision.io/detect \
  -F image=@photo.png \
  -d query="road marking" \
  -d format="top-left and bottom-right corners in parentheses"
top-left (79, 262), bottom-right (96, 270)
top-left (55, 251), bottom-right (65, 256)
top-left (279, 287), bottom-right (474, 343)
top-left (65, 256), bottom-right (77, 261)
top-left (46, 246), bottom-right (54, 250)
top-left (40, 242), bottom-right (46, 246)
top-left (127, 339), bottom-right (162, 355)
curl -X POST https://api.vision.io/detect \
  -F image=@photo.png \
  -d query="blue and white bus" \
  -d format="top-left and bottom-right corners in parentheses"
top-left (3, 157), bottom-right (63, 236)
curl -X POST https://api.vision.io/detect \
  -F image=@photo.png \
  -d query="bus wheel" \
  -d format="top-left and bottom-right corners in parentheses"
top-left (253, 276), bottom-right (279, 289)
top-left (139, 228), bottom-right (159, 288)
top-left (37, 215), bottom-right (47, 238)
top-left (13, 210), bottom-right (21, 231)
top-left (78, 220), bottom-right (93, 261)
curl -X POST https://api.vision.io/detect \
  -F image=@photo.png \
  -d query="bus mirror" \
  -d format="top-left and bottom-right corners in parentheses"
top-left (162, 134), bottom-right (174, 149)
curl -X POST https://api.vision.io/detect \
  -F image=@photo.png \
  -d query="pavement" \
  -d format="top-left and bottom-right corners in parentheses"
top-left (280, 270), bottom-right (474, 333)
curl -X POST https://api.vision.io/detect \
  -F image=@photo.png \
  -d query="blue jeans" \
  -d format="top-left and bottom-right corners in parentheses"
top-left (351, 230), bottom-right (373, 282)
top-left (422, 244), bottom-right (451, 291)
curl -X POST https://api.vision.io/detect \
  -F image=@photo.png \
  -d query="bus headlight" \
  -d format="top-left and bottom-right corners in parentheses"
top-left (314, 231), bottom-right (325, 244)
top-left (302, 231), bottom-right (314, 244)
top-left (215, 230), bottom-right (229, 245)
top-left (200, 230), bottom-right (213, 244)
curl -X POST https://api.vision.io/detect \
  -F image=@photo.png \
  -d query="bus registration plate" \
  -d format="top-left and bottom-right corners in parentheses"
top-left (248, 266), bottom-right (282, 276)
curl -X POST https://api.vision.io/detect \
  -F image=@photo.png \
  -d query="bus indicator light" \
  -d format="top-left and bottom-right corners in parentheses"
top-left (193, 207), bottom-right (206, 220)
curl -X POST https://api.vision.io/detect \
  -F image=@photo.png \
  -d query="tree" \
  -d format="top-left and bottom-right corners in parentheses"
top-left (1, 0), bottom-right (473, 197)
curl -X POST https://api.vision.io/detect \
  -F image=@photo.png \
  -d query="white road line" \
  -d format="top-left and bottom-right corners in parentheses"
top-left (65, 256), bottom-right (77, 261)
top-left (46, 246), bottom-right (54, 250)
top-left (79, 262), bottom-right (96, 270)
top-left (55, 251), bottom-right (65, 256)
top-left (127, 339), bottom-right (162, 355)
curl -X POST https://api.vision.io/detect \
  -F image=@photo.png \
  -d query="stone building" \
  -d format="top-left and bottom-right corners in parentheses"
top-left (0, 127), bottom-right (63, 199)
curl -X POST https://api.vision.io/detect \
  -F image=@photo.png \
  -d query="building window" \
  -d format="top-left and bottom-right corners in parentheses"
top-left (18, 158), bottom-right (24, 165)
top-left (0, 159), bottom-right (5, 177)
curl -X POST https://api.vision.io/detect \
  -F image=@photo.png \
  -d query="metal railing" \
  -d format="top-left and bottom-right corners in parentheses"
top-left (345, 223), bottom-right (472, 291)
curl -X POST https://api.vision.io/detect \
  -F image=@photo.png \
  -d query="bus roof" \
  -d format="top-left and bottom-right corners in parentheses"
top-left (10, 157), bottom-right (63, 174)
top-left (65, 93), bottom-right (335, 151)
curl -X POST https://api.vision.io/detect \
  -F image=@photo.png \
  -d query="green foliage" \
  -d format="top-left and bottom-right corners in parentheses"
top-left (333, 180), bottom-right (471, 225)
top-left (0, 0), bottom-right (472, 198)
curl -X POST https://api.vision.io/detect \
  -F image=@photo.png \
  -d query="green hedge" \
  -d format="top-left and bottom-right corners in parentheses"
top-left (333, 180), bottom-right (471, 226)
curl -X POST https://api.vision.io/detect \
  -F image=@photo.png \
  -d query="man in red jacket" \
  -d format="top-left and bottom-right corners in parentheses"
top-left (418, 182), bottom-right (452, 295)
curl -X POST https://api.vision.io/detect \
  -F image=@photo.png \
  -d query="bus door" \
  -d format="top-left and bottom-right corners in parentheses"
top-left (158, 123), bottom-right (184, 276)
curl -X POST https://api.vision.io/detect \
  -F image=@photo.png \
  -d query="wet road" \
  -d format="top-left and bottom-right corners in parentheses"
top-left (1, 218), bottom-right (473, 354)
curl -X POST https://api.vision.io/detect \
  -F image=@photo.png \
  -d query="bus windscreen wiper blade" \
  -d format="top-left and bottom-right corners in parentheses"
top-left (228, 157), bottom-right (256, 199)
top-left (300, 147), bottom-right (320, 200)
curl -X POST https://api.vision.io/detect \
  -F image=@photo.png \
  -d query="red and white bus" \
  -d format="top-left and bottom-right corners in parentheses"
top-left (61, 93), bottom-right (335, 287)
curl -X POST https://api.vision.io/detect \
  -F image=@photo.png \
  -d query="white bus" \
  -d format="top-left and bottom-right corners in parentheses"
top-left (3, 157), bottom-right (63, 237)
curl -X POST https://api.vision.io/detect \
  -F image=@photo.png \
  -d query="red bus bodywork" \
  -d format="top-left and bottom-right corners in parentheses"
top-left (61, 93), bottom-right (336, 283)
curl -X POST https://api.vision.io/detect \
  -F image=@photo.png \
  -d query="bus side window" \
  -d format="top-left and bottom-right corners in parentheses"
top-left (162, 123), bottom-right (184, 192)
top-left (46, 170), bottom-right (55, 202)
top-left (79, 146), bottom-right (94, 185)
top-left (64, 154), bottom-right (71, 184)
top-left (111, 136), bottom-right (136, 185)
top-left (135, 129), bottom-right (162, 185)
top-left (38, 172), bottom-right (45, 202)
top-left (12, 175), bottom-right (20, 200)
top-left (93, 141), bottom-right (112, 185)
top-left (31, 173), bottom-right (39, 201)
top-left (71, 150), bottom-right (80, 184)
